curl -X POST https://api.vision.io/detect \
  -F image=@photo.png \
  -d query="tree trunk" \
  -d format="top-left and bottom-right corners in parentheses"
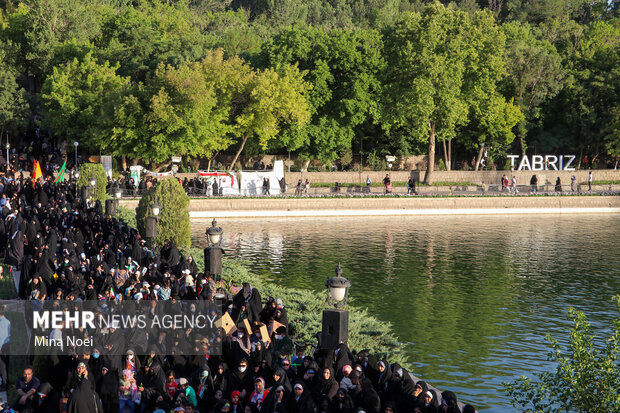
top-left (442, 139), bottom-right (448, 171)
top-left (474, 147), bottom-right (484, 171)
top-left (519, 135), bottom-right (526, 158)
top-left (424, 121), bottom-right (436, 185)
top-left (448, 138), bottom-right (452, 171)
top-left (229, 136), bottom-right (249, 171)
top-left (122, 155), bottom-right (127, 171)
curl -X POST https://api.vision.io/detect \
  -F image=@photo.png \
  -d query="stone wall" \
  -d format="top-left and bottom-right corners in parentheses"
top-left (171, 169), bottom-right (619, 185)
top-left (120, 196), bottom-right (620, 217)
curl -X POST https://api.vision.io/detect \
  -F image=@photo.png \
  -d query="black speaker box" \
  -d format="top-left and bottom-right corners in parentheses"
top-left (145, 216), bottom-right (158, 239)
top-left (321, 309), bottom-right (349, 349)
top-left (105, 199), bottom-right (116, 216)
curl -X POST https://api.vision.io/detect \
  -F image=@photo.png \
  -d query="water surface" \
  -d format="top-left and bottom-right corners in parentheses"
top-left (191, 214), bottom-right (620, 411)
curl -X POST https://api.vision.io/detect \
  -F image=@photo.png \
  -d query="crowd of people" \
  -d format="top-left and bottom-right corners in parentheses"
top-left (0, 172), bottom-right (477, 413)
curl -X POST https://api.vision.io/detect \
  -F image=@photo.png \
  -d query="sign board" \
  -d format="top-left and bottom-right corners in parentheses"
top-left (171, 156), bottom-right (182, 163)
top-left (215, 312), bottom-right (236, 336)
top-left (259, 324), bottom-right (271, 343)
top-left (507, 155), bottom-right (576, 171)
top-left (242, 319), bottom-right (252, 335)
top-left (101, 156), bottom-right (113, 178)
top-left (129, 166), bottom-right (143, 187)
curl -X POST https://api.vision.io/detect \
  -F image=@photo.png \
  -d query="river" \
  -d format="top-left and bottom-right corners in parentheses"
top-left (190, 214), bottom-right (620, 411)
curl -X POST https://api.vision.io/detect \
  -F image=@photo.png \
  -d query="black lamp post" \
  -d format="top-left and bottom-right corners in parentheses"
top-left (110, 187), bottom-right (122, 220)
top-left (204, 218), bottom-right (223, 280)
top-left (321, 263), bottom-right (351, 349)
top-left (5, 137), bottom-right (9, 172)
top-left (89, 175), bottom-right (96, 205)
top-left (72, 169), bottom-right (80, 198)
top-left (145, 196), bottom-right (160, 244)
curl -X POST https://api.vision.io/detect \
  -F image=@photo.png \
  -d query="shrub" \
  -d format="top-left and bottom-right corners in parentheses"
top-left (77, 163), bottom-right (108, 204)
top-left (136, 178), bottom-right (190, 248)
top-left (504, 296), bottom-right (620, 412)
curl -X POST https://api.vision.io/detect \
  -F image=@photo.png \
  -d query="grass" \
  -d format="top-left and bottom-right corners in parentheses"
top-left (592, 180), bottom-right (620, 185)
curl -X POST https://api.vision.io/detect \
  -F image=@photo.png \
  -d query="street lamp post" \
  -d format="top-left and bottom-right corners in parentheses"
top-left (114, 187), bottom-right (122, 220)
top-left (321, 263), bottom-right (351, 349)
top-left (204, 218), bottom-right (223, 280)
top-left (73, 141), bottom-right (79, 169)
top-left (73, 169), bottom-right (80, 198)
top-left (89, 175), bottom-right (96, 206)
top-left (5, 136), bottom-right (10, 172)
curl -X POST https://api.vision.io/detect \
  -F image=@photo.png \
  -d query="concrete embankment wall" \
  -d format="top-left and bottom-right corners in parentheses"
top-left (120, 195), bottom-right (620, 218)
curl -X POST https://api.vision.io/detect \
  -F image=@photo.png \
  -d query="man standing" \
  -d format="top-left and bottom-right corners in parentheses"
top-left (588, 171), bottom-right (593, 192)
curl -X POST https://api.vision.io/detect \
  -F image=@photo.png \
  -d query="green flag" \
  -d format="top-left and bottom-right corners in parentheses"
top-left (54, 160), bottom-right (66, 183)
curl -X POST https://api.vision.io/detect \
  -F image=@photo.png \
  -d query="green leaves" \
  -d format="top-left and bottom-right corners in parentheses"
top-left (259, 27), bottom-right (384, 163)
top-left (136, 178), bottom-right (190, 248)
top-left (382, 4), bottom-right (522, 181)
top-left (39, 52), bottom-right (129, 152)
top-left (504, 297), bottom-right (620, 412)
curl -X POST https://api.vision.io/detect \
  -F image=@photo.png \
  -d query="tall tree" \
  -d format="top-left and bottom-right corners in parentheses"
top-left (500, 20), bottom-right (564, 157)
top-left (97, 0), bottom-right (208, 82)
top-left (1, 0), bottom-right (106, 81)
top-left (382, 3), bottom-right (521, 182)
top-left (537, 19), bottom-right (619, 166)
top-left (39, 52), bottom-right (129, 150)
top-left (258, 27), bottom-right (385, 164)
top-left (0, 45), bottom-right (30, 140)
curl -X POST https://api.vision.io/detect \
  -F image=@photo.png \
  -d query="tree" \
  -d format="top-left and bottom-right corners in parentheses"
top-left (77, 163), bottom-right (108, 204)
top-left (258, 27), bottom-right (384, 164)
top-left (136, 178), bottom-right (190, 248)
top-left (382, 4), bottom-right (521, 182)
top-left (501, 21), bottom-right (564, 157)
top-left (39, 52), bottom-right (129, 152)
top-left (1, 0), bottom-right (106, 80)
top-left (107, 54), bottom-right (234, 164)
top-left (536, 19), bottom-right (619, 166)
top-left (0, 46), bottom-right (30, 139)
top-left (504, 296), bottom-right (620, 412)
top-left (97, 1), bottom-right (208, 83)
top-left (225, 61), bottom-right (311, 170)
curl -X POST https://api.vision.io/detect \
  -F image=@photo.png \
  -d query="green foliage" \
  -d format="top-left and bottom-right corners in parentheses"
top-left (136, 178), bottom-right (190, 248)
top-left (504, 297), bottom-right (620, 412)
top-left (77, 163), bottom-right (107, 204)
top-left (0, 55), bottom-right (29, 136)
top-left (258, 27), bottom-right (385, 163)
top-left (1, 0), bottom-right (106, 78)
top-left (39, 52), bottom-right (129, 151)
top-left (118, 206), bottom-right (137, 228)
top-left (97, 0), bottom-right (208, 82)
top-left (382, 5), bottom-right (522, 183)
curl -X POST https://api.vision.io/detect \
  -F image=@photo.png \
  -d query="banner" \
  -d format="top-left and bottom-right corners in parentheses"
top-left (101, 155), bottom-right (113, 178)
top-left (2, 300), bottom-right (223, 356)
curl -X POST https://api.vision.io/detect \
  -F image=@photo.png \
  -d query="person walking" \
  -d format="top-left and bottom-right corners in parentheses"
top-left (530, 175), bottom-right (538, 193)
top-left (571, 175), bottom-right (577, 192)
top-left (383, 174), bottom-right (392, 194)
top-left (588, 171), bottom-right (593, 192)
top-left (511, 176), bottom-right (518, 194)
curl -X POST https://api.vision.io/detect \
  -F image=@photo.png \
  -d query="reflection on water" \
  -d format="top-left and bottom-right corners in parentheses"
top-left (191, 215), bottom-right (620, 412)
